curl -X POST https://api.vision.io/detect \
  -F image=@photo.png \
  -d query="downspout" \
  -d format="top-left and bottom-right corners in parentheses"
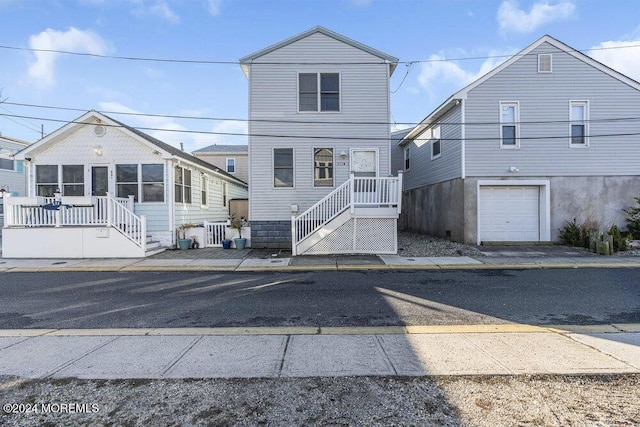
top-left (167, 159), bottom-right (175, 245)
top-left (386, 60), bottom-right (392, 177)
top-left (460, 98), bottom-right (466, 180)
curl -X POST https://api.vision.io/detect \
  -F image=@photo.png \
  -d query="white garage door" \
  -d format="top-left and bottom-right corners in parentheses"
top-left (479, 186), bottom-right (540, 242)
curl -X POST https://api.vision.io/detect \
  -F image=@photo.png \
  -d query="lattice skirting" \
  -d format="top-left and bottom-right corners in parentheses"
top-left (302, 217), bottom-right (397, 255)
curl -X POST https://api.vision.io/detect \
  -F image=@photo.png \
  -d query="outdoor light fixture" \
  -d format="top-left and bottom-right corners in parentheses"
top-left (340, 151), bottom-right (347, 159)
top-left (93, 145), bottom-right (103, 156)
top-left (0, 188), bottom-right (6, 198)
top-left (509, 166), bottom-right (520, 173)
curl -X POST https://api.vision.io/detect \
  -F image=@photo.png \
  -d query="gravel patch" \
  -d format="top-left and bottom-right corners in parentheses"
top-left (397, 232), bottom-right (484, 258)
top-left (1, 375), bottom-right (638, 426)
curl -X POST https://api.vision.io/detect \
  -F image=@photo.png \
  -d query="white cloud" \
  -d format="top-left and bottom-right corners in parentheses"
top-left (207, 0), bottom-right (222, 16)
top-left (589, 39), bottom-right (640, 82)
top-left (497, 0), bottom-right (575, 34)
top-left (192, 120), bottom-right (248, 151)
top-left (417, 49), bottom-right (514, 93)
top-left (148, 0), bottom-right (180, 24)
top-left (28, 27), bottom-right (108, 87)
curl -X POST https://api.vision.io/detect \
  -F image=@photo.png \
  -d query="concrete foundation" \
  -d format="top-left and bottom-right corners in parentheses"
top-left (401, 176), bottom-right (640, 244)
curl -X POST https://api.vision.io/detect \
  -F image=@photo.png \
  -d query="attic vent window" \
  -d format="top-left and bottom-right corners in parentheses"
top-left (538, 54), bottom-right (552, 73)
top-left (94, 125), bottom-right (106, 137)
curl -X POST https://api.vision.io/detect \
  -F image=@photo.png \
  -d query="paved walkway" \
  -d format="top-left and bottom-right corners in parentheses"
top-left (1, 246), bottom-right (639, 272)
top-left (1, 325), bottom-right (639, 379)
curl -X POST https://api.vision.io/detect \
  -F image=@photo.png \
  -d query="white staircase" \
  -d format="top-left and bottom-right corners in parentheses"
top-left (292, 173), bottom-right (403, 255)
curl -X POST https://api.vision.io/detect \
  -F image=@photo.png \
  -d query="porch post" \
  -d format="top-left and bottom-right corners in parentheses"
top-left (54, 191), bottom-right (62, 228)
top-left (140, 215), bottom-right (147, 252)
top-left (127, 195), bottom-right (135, 211)
top-left (106, 192), bottom-right (113, 226)
top-left (2, 193), bottom-right (10, 227)
top-left (349, 171), bottom-right (355, 214)
top-left (291, 214), bottom-right (297, 256)
top-left (397, 170), bottom-right (403, 214)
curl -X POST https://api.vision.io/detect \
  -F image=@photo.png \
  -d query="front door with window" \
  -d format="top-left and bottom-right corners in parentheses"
top-left (351, 149), bottom-right (378, 203)
top-left (91, 166), bottom-right (109, 196)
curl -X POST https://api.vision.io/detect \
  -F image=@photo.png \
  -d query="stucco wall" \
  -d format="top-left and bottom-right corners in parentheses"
top-left (399, 178), bottom-right (465, 242)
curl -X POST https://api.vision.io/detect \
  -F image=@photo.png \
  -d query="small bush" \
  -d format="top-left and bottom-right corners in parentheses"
top-left (559, 218), bottom-right (584, 247)
top-left (623, 196), bottom-right (640, 239)
top-left (608, 224), bottom-right (630, 253)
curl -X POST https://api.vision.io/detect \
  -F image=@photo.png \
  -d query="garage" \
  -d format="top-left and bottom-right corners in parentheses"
top-left (479, 186), bottom-right (540, 243)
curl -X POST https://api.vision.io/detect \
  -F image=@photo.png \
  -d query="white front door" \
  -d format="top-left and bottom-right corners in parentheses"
top-left (351, 149), bottom-right (378, 203)
top-left (90, 165), bottom-right (111, 196)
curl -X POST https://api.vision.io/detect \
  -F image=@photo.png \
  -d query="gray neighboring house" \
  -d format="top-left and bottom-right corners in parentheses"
top-left (399, 35), bottom-right (640, 245)
top-left (240, 26), bottom-right (402, 253)
top-left (193, 144), bottom-right (249, 184)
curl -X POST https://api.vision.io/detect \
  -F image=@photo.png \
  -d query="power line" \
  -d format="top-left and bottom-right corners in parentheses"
top-left (4, 101), bottom-right (640, 127)
top-left (1, 112), bottom-right (639, 142)
top-left (1, 42), bottom-right (639, 66)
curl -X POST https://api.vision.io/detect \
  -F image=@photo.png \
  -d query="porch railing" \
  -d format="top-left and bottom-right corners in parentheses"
top-left (292, 172), bottom-right (403, 253)
top-left (3, 193), bottom-right (145, 250)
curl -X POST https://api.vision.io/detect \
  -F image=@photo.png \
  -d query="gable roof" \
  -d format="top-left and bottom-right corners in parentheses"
top-left (193, 144), bottom-right (248, 154)
top-left (16, 111), bottom-right (247, 187)
top-left (401, 34), bottom-right (640, 143)
top-left (239, 26), bottom-right (398, 77)
top-left (0, 135), bottom-right (30, 147)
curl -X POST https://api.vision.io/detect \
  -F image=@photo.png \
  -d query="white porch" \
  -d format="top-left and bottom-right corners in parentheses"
top-left (292, 173), bottom-right (403, 255)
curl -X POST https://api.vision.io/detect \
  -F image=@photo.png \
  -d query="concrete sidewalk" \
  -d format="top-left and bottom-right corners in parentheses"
top-left (1, 251), bottom-right (639, 272)
top-left (1, 325), bottom-right (639, 379)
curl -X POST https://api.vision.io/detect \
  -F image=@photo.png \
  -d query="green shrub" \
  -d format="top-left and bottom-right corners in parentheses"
top-left (559, 218), bottom-right (586, 247)
top-left (623, 196), bottom-right (640, 239)
top-left (608, 224), bottom-right (629, 252)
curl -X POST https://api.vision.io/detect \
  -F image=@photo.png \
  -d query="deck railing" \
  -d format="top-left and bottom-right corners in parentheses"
top-left (292, 172), bottom-right (403, 254)
top-left (3, 193), bottom-right (145, 250)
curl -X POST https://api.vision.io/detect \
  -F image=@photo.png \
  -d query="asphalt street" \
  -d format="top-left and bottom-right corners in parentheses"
top-left (0, 268), bottom-right (639, 329)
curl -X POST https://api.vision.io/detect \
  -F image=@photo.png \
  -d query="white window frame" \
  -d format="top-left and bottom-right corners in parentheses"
top-left (201, 175), bottom-right (208, 208)
top-left (538, 54), bottom-right (552, 73)
top-left (174, 166), bottom-right (192, 204)
top-left (431, 125), bottom-right (442, 160)
top-left (500, 101), bottom-right (520, 149)
top-left (226, 158), bottom-right (236, 174)
top-left (569, 100), bottom-right (589, 147)
top-left (297, 72), bottom-right (341, 113)
top-left (222, 181), bottom-right (227, 208)
top-left (313, 147), bottom-right (334, 188)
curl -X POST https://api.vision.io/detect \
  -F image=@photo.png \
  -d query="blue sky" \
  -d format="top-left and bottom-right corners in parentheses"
top-left (1, 0), bottom-right (639, 153)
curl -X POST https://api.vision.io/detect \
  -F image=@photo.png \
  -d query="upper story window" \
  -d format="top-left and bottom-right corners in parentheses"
top-left (500, 102), bottom-right (519, 148)
top-left (175, 166), bottom-right (192, 204)
top-left (274, 148), bottom-right (294, 187)
top-left (570, 101), bottom-right (589, 147)
top-left (226, 158), bottom-right (236, 174)
top-left (538, 54), bottom-right (552, 73)
top-left (313, 148), bottom-right (333, 187)
top-left (299, 73), bottom-right (340, 112)
top-left (431, 126), bottom-right (442, 159)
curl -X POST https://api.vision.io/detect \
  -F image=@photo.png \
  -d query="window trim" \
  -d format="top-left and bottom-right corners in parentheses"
top-left (273, 147), bottom-right (294, 188)
top-left (226, 157), bottom-right (236, 174)
top-left (174, 166), bottom-right (193, 204)
top-left (141, 164), bottom-right (165, 203)
top-left (201, 175), bottom-right (208, 208)
top-left (313, 147), bottom-right (334, 188)
top-left (297, 72), bottom-right (341, 113)
top-left (222, 181), bottom-right (228, 208)
top-left (36, 164), bottom-right (60, 197)
top-left (538, 53), bottom-right (553, 73)
top-left (431, 125), bottom-right (442, 160)
top-left (116, 164), bottom-right (139, 201)
top-left (569, 100), bottom-right (589, 147)
top-left (499, 101), bottom-right (520, 149)
top-left (62, 165), bottom-right (85, 196)
top-left (0, 157), bottom-right (14, 172)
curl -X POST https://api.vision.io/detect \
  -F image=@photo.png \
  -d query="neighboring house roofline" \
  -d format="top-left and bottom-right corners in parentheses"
top-left (0, 135), bottom-right (31, 147)
top-left (192, 144), bottom-right (248, 154)
top-left (15, 110), bottom-right (248, 188)
top-left (239, 26), bottom-right (399, 77)
top-left (400, 34), bottom-right (640, 145)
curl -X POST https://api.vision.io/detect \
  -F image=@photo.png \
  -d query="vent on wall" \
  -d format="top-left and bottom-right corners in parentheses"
top-left (538, 54), bottom-right (552, 73)
top-left (94, 125), bottom-right (106, 137)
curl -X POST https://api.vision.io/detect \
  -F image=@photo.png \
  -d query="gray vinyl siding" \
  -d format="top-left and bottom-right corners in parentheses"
top-left (403, 105), bottom-right (463, 191)
top-left (248, 32), bottom-right (391, 221)
top-left (464, 42), bottom-right (640, 177)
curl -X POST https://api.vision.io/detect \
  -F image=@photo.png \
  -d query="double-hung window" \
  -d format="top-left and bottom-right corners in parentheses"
top-left (117, 164), bottom-right (139, 200)
top-left (141, 164), bottom-right (164, 202)
top-left (431, 126), bottom-right (442, 159)
top-left (0, 157), bottom-right (13, 171)
top-left (299, 73), bottom-right (340, 112)
top-left (570, 101), bottom-right (589, 146)
top-left (313, 148), bottom-right (333, 187)
top-left (274, 148), bottom-right (293, 187)
top-left (62, 165), bottom-right (84, 196)
top-left (36, 165), bottom-right (58, 197)
top-left (175, 167), bottom-right (192, 203)
top-left (404, 147), bottom-right (410, 170)
top-left (226, 158), bottom-right (235, 174)
top-left (500, 102), bottom-right (519, 148)
top-left (201, 175), bottom-right (208, 207)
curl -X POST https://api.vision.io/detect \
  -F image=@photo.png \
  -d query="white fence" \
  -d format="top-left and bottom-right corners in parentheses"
top-left (3, 193), bottom-right (145, 250)
top-left (204, 221), bottom-right (228, 247)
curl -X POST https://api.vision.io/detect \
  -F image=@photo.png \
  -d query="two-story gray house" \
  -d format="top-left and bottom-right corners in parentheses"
top-left (240, 27), bottom-right (403, 254)
top-left (399, 35), bottom-right (640, 244)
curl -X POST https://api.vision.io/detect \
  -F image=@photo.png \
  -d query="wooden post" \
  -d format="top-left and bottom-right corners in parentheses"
top-left (141, 215), bottom-right (147, 252)
top-left (291, 214), bottom-right (297, 256)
